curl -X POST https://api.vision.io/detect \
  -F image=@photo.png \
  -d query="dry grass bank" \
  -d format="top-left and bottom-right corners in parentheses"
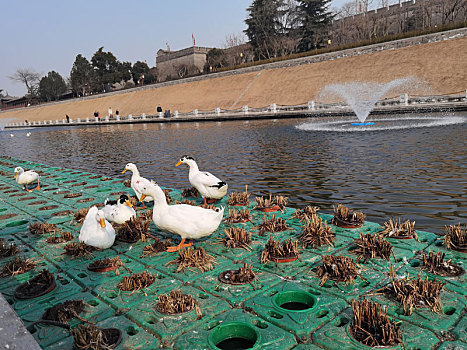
top-left (1, 37), bottom-right (466, 123)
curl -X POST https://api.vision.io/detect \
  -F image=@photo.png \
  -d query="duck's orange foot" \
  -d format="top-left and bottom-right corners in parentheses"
top-left (34, 183), bottom-right (40, 191)
top-left (166, 239), bottom-right (193, 252)
top-left (207, 198), bottom-right (219, 204)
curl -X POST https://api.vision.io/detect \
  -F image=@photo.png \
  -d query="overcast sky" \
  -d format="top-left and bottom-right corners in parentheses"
top-left (1, 0), bottom-right (362, 97)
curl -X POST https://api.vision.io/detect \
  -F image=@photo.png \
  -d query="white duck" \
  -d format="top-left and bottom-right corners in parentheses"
top-left (79, 206), bottom-right (115, 249)
top-left (14, 167), bottom-right (40, 192)
top-left (138, 181), bottom-right (224, 252)
top-left (102, 194), bottom-right (136, 224)
top-left (176, 156), bottom-right (228, 205)
top-left (121, 163), bottom-right (153, 208)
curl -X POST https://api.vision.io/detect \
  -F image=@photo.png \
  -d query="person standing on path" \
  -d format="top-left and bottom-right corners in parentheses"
top-left (108, 107), bottom-right (113, 118)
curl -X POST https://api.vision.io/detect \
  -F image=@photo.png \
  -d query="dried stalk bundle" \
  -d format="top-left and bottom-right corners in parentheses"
top-left (443, 223), bottom-right (466, 251)
top-left (221, 227), bottom-right (252, 250)
top-left (223, 263), bottom-right (257, 284)
top-left (385, 269), bottom-right (446, 315)
top-left (379, 218), bottom-right (417, 239)
top-left (332, 204), bottom-right (366, 225)
top-left (200, 203), bottom-right (217, 210)
top-left (352, 233), bottom-right (393, 263)
top-left (228, 185), bottom-right (250, 206)
top-left (118, 270), bottom-right (156, 291)
top-left (0, 256), bottom-right (37, 277)
top-left (46, 231), bottom-right (73, 244)
top-left (299, 214), bottom-right (335, 248)
top-left (316, 255), bottom-right (362, 286)
top-left (258, 214), bottom-right (289, 236)
top-left (227, 208), bottom-right (252, 224)
top-left (351, 298), bottom-right (402, 347)
top-left (156, 289), bottom-right (201, 318)
top-left (116, 217), bottom-right (150, 242)
top-left (123, 179), bottom-right (131, 188)
top-left (182, 187), bottom-right (199, 198)
top-left (73, 208), bottom-right (89, 224)
top-left (29, 222), bottom-right (58, 235)
top-left (261, 236), bottom-right (300, 263)
top-left (421, 252), bottom-right (465, 277)
top-left (64, 242), bottom-right (95, 257)
top-left (174, 199), bottom-right (196, 206)
top-left (141, 238), bottom-right (172, 257)
top-left (0, 240), bottom-right (19, 257)
top-left (128, 196), bottom-right (138, 207)
top-left (72, 324), bottom-right (114, 350)
top-left (293, 206), bottom-right (320, 222)
top-left (140, 209), bottom-right (153, 223)
top-left (163, 189), bottom-right (172, 204)
top-left (43, 300), bottom-right (86, 323)
top-left (166, 247), bottom-right (216, 273)
top-left (255, 194), bottom-right (288, 211)
top-left (88, 256), bottom-right (125, 275)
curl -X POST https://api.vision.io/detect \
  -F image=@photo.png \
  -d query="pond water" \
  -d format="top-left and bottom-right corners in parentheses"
top-left (1, 112), bottom-right (465, 233)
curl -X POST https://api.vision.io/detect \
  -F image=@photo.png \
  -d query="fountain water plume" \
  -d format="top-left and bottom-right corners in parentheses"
top-left (319, 77), bottom-right (420, 123)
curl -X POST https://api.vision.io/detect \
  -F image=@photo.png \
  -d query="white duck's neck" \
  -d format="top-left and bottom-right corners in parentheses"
top-left (186, 160), bottom-right (199, 175)
top-left (147, 186), bottom-right (168, 209)
top-left (130, 167), bottom-right (140, 178)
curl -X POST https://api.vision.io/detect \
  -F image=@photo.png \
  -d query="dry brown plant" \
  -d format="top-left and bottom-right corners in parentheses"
top-left (299, 213), bottom-right (335, 248)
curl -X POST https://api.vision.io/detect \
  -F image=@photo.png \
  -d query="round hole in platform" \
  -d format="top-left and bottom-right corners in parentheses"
top-left (0, 208), bottom-right (7, 212)
top-left (51, 210), bottom-right (74, 217)
top-left (43, 187), bottom-right (58, 192)
top-left (126, 326), bottom-right (139, 336)
top-left (39, 205), bottom-right (59, 211)
top-left (435, 241), bottom-right (443, 247)
top-left (71, 182), bottom-right (87, 187)
top-left (88, 175), bottom-right (101, 179)
top-left (110, 191), bottom-right (127, 196)
top-left (107, 292), bottom-right (117, 299)
top-left (64, 193), bottom-right (82, 198)
top-left (9, 193), bottom-right (27, 197)
top-left (77, 273), bottom-right (87, 278)
top-left (198, 293), bottom-right (209, 299)
top-left (359, 281), bottom-right (370, 288)
top-left (84, 185), bottom-right (99, 189)
top-left (53, 191), bottom-right (69, 195)
top-left (0, 213), bottom-right (18, 220)
top-left (208, 322), bottom-right (261, 350)
top-left (252, 320), bottom-right (268, 329)
top-left (28, 200), bottom-right (47, 205)
top-left (88, 300), bottom-right (99, 306)
top-left (4, 189), bottom-right (19, 193)
top-left (266, 310), bottom-right (283, 319)
top-left (273, 290), bottom-right (316, 312)
top-left (77, 197), bottom-right (95, 203)
top-left (18, 196), bottom-right (36, 201)
top-left (145, 316), bottom-right (156, 324)
top-left (315, 310), bottom-right (329, 318)
top-left (5, 219), bottom-right (28, 227)
top-left (443, 307), bottom-right (456, 315)
top-left (63, 180), bottom-right (77, 183)
top-left (410, 260), bottom-right (421, 267)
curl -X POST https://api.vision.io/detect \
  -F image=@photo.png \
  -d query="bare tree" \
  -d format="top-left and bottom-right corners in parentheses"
top-left (224, 33), bottom-right (246, 49)
top-left (9, 68), bottom-right (41, 96)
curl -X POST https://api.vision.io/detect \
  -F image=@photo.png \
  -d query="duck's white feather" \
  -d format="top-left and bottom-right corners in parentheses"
top-left (79, 206), bottom-right (115, 249)
top-left (123, 163), bottom-right (153, 202)
top-left (102, 200), bottom-right (136, 224)
top-left (14, 167), bottom-right (39, 186)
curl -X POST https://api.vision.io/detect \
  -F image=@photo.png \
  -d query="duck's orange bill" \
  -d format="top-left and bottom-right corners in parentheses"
top-left (139, 194), bottom-right (146, 201)
top-left (175, 161), bottom-right (182, 167)
top-left (100, 218), bottom-right (106, 228)
top-left (14, 173), bottom-right (17, 178)
top-left (121, 169), bottom-right (127, 174)
top-left (125, 200), bottom-right (133, 208)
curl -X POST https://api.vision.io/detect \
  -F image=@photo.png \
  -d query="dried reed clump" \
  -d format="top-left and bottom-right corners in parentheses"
top-left (43, 300), bottom-right (86, 323)
top-left (228, 185), bottom-right (250, 206)
top-left (46, 231), bottom-right (74, 244)
top-left (128, 196), bottom-right (138, 207)
top-left (141, 238), bottom-right (172, 257)
top-left (64, 242), bottom-right (95, 257)
top-left (166, 247), bottom-right (216, 273)
top-left (221, 227), bottom-right (252, 250)
top-left (29, 222), bottom-right (59, 235)
top-left (73, 208), bottom-right (89, 224)
top-left (384, 268), bottom-right (446, 315)
top-left (0, 256), bottom-right (37, 277)
top-left (351, 298), bottom-right (402, 348)
top-left (123, 179), bottom-right (131, 188)
top-left (174, 199), bottom-right (196, 206)
top-left (261, 236), bottom-right (300, 264)
top-left (258, 214), bottom-right (289, 236)
top-left (182, 187), bottom-right (200, 198)
top-left (222, 263), bottom-right (257, 284)
top-left (88, 256), bottom-right (127, 276)
top-left (200, 203), bottom-right (218, 210)
top-left (352, 233), bottom-right (393, 263)
top-left (421, 252), bottom-right (465, 277)
top-left (140, 209), bottom-right (153, 222)
top-left (255, 194), bottom-right (288, 211)
top-left (379, 218), bottom-right (417, 239)
top-left (332, 204), bottom-right (366, 224)
top-left (156, 290), bottom-right (201, 318)
top-left (443, 223), bottom-right (466, 251)
top-left (316, 255), bottom-right (363, 286)
top-left (116, 217), bottom-right (150, 242)
top-left (118, 270), bottom-right (156, 291)
top-left (299, 214), bottom-right (335, 248)
top-left (293, 206), bottom-right (320, 222)
top-left (227, 208), bottom-right (252, 224)
top-left (72, 324), bottom-right (115, 350)
top-left (0, 240), bottom-right (19, 257)
top-left (163, 189), bottom-right (172, 204)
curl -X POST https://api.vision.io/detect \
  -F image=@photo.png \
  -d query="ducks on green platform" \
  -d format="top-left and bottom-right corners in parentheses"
top-left (14, 167), bottom-right (40, 192)
top-left (79, 206), bottom-right (115, 249)
top-left (137, 181), bottom-right (224, 252)
top-left (102, 194), bottom-right (136, 224)
top-left (176, 155), bottom-right (228, 205)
